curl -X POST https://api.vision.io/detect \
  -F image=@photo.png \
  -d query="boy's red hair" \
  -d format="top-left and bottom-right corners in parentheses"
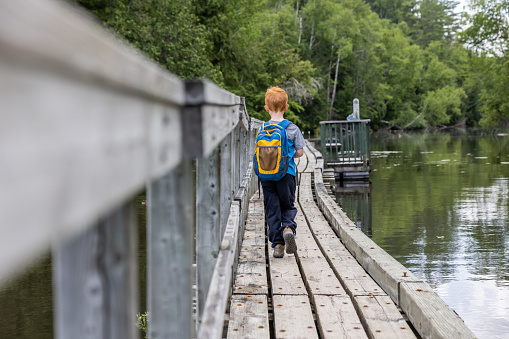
top-left (265, 87), bottom-right (288, 112)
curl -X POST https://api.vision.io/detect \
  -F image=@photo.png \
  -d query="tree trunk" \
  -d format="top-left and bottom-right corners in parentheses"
top-left (298, 17), bottom-right (303, 44)
top-left (309, 19), bottom-right (315, 51)
top-left (329, 51), bottom-right (341, 119)
top-left (403, 101), bottom-right (428, 130)
top-left (327, 29), bottom-right (337, 106)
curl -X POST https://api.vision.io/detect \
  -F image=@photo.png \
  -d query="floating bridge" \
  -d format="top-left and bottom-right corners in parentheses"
top-left (0, 1), bottom-right (476, 338)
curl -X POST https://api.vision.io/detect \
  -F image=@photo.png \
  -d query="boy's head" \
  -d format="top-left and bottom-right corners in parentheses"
top-left (265, 87), bottom-right (288, 113)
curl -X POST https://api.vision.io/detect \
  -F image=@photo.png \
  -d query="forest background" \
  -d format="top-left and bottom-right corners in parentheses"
top-left (73, 0), bottom-right (509, 133)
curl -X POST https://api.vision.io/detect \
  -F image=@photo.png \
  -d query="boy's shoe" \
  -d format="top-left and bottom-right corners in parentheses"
top-left (283, 226), bottom-right (297, 254)
top-left (273, 244), bottom-right (285, 258)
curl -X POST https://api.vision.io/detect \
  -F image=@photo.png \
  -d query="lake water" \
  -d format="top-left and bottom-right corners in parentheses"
top-left (336, 130), bottom-right (509, 339)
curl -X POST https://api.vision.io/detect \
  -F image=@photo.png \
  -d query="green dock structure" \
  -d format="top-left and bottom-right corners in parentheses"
top-left (320, 120), bottom-right (372, 179)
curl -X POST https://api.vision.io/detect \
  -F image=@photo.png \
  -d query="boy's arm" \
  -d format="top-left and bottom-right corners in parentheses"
top-left (291, 124), bottom-right (306, 158)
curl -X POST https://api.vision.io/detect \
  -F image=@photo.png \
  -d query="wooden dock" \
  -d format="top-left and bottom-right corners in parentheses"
top-left (226, 144), bottom-right (476, 339)
top-left (0, 2), bottom-right (477, 338)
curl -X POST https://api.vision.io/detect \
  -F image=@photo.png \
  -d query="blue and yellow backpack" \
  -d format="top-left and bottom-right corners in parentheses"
top-left (253, 119), bottom-right (292, 181)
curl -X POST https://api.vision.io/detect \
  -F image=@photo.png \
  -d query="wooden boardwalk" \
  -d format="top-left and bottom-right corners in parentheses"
top-left (226, 145), bottom-right (417, 339)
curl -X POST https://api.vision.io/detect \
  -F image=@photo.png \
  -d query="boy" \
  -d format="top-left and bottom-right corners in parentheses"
top-left (261, 87), bottom-right (305, 258)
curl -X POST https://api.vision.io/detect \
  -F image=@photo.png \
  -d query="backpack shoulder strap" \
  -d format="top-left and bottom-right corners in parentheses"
top-left (278, 119), bottom-right (292, 129)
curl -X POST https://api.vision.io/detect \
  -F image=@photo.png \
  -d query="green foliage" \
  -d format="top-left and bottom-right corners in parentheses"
top-left (73, 0), bottom-right (509, 130)
top-left (136, 312), bottom-right (149, 338)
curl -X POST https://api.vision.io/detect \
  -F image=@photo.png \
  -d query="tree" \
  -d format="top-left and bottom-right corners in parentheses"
top-left (460, 0), bottom-right (509, 54)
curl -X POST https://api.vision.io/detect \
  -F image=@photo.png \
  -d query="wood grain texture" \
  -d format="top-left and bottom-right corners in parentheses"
top-left (354, 295), bottom-right (417, 339)
top-left (0, 58), bottom-right (183, 282)
top-left (220, 135), bottom-right (233, 237)
top-left (299, 258), bottom-right (346, 296)
top-left (147, 161), bottom-right (194, 339)
top-left (198, 202), bottom-right (241, 339)
top-left (314, 295), bottom-right (368, 339)
top-left (269, 254), bottom-right (307, 296)
top-left (273, 295), bottom-right (319, 339)
top-left (233, 194), bottom-right (267, 296)
top-left (233, 262), bottom-right (268, 295)
top-left (399, 282), bottom-right (477, 339)
top-left (297, 148), bottom-right (308, 173)
top-left (196, 149), bottom-right (221, 327)
top-left (53, 201), bottom-right (138, 339)
top-left (227, 295), bottom-right (270, 339)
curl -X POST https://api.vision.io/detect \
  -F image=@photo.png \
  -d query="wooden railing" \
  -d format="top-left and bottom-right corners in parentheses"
top-left (0, 1), bottom-right (261, 338)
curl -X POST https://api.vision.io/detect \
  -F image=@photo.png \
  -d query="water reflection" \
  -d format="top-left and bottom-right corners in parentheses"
top-left (346, 130), bottom-right (509, 339)
top-left (334, 180), bottom-right (373, 237)
top-left (0, 255), bottom-right (53, 339)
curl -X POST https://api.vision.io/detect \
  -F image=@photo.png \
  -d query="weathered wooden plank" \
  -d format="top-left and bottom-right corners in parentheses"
top-left (303, 146), bottom-right (316, 172)
top-left (239, 128), bottom-right (247, 196)
top-left (183, 102), bottom-right (240, 159)
top-left (399, 282), bottom-right (477, 339)
top-left (296, 235), bottom-right (324, 259)
top-left (196, 149), bottom-right (221, 328)
top-left (298, 174), bottom-right (388, 298)
top-left (0, 0), bottom-right (185, 283)
top-left (233, 194), bottom-right (268, 296)
top-left (244, 219), bottom-right (265, 234)
top-left (198, 202), bottom-right (241, 338)
top-left (0, 56), bottom-right (183, 283)
top-left (220, 135), bottom-right (233, 237)
top-left (269, 254), bottom-right (307, 295)
top-left (240, 232), bottom-right (265, 247)
top-left (300, 172), bottom-right (387, 296)
top-left (314, 295), bottom-right (368, 339)
top-left (316, 158), bottom-right (324, 171)
top-left (53, 201), bottom-right (138, 339)
top-left (233, 261), bottom-right (268, 295)
top-left (232, 125), bottom-right (240, 194)
top-left (297, 148), bottom-right (308, 173)
top-left (238, 244), bottom-right (265, 263)
top-left (147, 161), bottom-right (194, 339)
top-left (316, 235), bottom-right (387, 297)
top-left (299, 258), bottom-right (347, 296)
top-left (185, 80), bottom-right (241, 158)
top-left (313, 180), bottom-right (422, 302)
top-left (307, 141), bottom-right (324, 170)
top-left (238, 97), bottom-right (250, 132)
top-left (273, 295), bottom-right (319, 339)
top-left (354, 295), bottom-right (417, 339)
top-left (186, 79), bottom-right (240, 106)
top-left (227, 295), bottom-right (270, 339)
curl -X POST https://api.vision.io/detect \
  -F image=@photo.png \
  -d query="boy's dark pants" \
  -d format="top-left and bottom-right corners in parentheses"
top-left (261, 173), bottom-right (297, 248)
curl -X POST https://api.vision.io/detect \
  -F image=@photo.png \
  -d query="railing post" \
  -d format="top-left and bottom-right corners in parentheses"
top-left (53, 201), bottom-right (138, 339)
top-left (220, 135), bottom-right (233, 237)
top-left (320, 123), bottom-right (326, 165)
top-left (234, 125), bottom-right (241, 194)
top-left (239, 128), bottom-right (247, 189)
top-left (195, 149), bottom-right (221, 330)
top-left (147, 160), bottom-right (194, 339)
